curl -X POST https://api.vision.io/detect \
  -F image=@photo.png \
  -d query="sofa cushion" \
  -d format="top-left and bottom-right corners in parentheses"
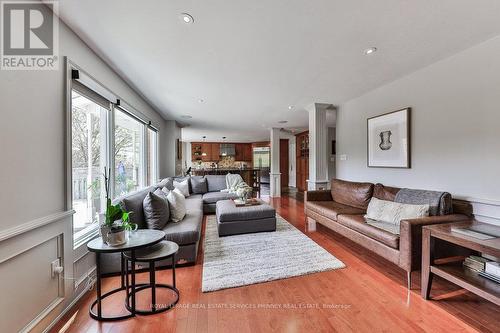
top-left (206, 175), bottom-right (227, 192)
top-left (331, 179), bottom-right (374, 210)
top-left (143, 190), bottom-right (169, 230)
top-left (174, 179), bottom-right (190, 197)
top-left (337, 214), bottom-right (400, 249)
top-left (117, 186), bottom-right (156, 229)
top-left (365, 197), bottom-right (429, 226)
top-left (306, 200), bottom-right (365, 221)
top-left (190, 176), bottom-right (208, 194)
top-left (158, 177), bottom-right (174, 191)
top-left (167, 188), bottom-right (186, 222)
top-left (373, 183), bottom-right (400, 201)
top-left (162, 196), bottom-right (203, 245)
top-left (202, 191), bottom-right (239, 204)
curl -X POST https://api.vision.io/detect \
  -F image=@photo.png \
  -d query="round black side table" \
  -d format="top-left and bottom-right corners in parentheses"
top-left (123, 240), bottom-right (180, 315)
top-left (87, 229), bottom-right (165, 321)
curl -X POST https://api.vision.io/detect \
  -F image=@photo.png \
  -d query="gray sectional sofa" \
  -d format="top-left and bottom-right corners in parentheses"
top-left (160, 175), bottom-right (240, 213)
top-left (100, 174), bottom-right (239, 274)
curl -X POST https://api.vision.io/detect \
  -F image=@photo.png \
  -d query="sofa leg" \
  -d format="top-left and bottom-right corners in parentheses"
top-left (306, 217), bottom-right (317, 232)
top-left (407, 271), bottom-right (411, 290)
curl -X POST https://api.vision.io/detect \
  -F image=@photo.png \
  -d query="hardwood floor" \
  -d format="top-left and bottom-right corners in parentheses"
top-left (51, 196), bottom-right (500, 333)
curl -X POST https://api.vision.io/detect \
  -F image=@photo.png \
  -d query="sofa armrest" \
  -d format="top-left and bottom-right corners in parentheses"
top-left (305, 190), bottom-right (332, 202)
top-left (399, 214), bottom-right (470, 272)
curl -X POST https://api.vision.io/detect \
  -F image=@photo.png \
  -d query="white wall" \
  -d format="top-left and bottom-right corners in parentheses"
top-left (336, 35), bottom-right (500, 222)
top-left (0, 12), bottom-right (174, 332)
top-left (327, 127), bottom-right (336, 183)
top-left (162, 120), bottom-right (182, 177)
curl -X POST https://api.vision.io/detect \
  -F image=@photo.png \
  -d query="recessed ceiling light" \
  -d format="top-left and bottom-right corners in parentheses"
top-left (278, 120), bottom-right (288, 124)
top-left (180, 13), bottom-right (194, 24)
top-left (181, 115), bottom-right (192, 119)
top-left (364, 47), bottom-right (377, 55)
top-left (288, 105), bottom-right (294, 110)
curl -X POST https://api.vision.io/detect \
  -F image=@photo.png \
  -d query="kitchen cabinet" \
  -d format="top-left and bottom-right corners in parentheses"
top-left (235, 143), bottom-right (252, 161)
top-left (191, 142), bottom-right (252, 162)
top-left (211, 143), bottom-right (220, 160)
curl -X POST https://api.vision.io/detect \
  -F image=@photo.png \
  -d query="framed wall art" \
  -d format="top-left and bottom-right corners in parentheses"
top-left (367, 108), bottom-right (411, 168)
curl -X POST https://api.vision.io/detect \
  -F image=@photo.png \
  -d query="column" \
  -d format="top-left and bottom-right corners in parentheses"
top-left (307, 103), bottom-right (333, 190)
top-left (270, 127), bottom-right (281, 197)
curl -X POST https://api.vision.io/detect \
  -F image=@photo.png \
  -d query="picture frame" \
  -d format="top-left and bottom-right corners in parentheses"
top-left (367, 108), bottom-right (411, 168)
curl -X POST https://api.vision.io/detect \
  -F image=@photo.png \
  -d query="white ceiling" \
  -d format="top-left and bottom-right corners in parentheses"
top-left (58, 0), bottom-right (500, 142)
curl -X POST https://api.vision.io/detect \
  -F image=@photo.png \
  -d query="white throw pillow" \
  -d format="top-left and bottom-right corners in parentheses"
top-left (161, 186), bottom-right (170, 196)
top-left (173, 179), bottom-right (190, 197)
top-left (167, 188), bottom-right (186, 222)
top-left (365, 197), bottom-right (429, 226)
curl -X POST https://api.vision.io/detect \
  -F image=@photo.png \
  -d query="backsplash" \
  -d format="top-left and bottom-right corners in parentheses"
top-left (192, 156), bottom-right (251, 169)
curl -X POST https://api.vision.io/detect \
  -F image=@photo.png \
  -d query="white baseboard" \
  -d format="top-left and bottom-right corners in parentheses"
top-left (43, 282), bottom-right (93, 333)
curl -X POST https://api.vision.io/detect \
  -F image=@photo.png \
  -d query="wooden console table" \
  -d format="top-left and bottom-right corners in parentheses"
top-left (421, 220), bottom-right (500, 305)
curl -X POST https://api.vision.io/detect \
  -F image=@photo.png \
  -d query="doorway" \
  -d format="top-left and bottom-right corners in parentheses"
top-left (280, 139), bottom-right (289, 190)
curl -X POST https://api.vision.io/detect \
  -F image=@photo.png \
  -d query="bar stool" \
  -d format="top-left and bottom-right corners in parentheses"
top-left (123, 240), bottom-right (179, 315)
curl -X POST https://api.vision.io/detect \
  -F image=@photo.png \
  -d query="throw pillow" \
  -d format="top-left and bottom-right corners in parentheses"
top-left (167, 188), bottom-right (186, 222)
top-left (190, 176), bottom-right (208, 194)
top-left (143, 191), bottom-right (169, 230)
top-left (158, 177), bottom-right (175, 191)
top-left (365, 197), bottom-right (430, 226)
top-left (174, 179), bottom-right (190, 197)
top-left (161, 186), bottom-right (170, 196)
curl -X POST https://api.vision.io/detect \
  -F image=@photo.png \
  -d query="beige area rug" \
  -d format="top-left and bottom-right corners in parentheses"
top-left (202, 214), bottom-right (345, 292)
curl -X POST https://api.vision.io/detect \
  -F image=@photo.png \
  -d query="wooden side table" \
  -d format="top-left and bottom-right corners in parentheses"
top-left (421, 220), bottom-right (500, 305)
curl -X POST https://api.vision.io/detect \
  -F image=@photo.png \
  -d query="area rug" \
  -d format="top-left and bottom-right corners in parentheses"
top-left (202, 214), bottom-right (345, 292)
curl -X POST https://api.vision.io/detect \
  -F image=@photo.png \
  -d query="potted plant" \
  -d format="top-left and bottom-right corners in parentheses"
top-left (100, 168), bottom-right (137, 246)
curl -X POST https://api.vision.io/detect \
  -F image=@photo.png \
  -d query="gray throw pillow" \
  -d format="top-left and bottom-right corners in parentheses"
top-left (191, 176), bottom-right (208, 194)
top-left (143, 190), bottom-right (169, 230)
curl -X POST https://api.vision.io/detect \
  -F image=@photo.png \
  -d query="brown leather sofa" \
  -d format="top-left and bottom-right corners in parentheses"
top-left (305, 179), bottom-right (472, 289)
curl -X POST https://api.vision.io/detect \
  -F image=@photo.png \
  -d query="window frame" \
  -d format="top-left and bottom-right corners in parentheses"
top-left (66, 59), bottom-right (160, 248)
top-left (113, 106), bottom-right (147, 197)
top-left (147, 126), bottom-right (159, 185)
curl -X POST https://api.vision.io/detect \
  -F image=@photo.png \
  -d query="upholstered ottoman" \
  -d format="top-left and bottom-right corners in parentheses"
top-left (215, 200), bottom-right (277, 236)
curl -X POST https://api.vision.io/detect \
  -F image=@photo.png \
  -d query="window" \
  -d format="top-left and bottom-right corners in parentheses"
top-left (71, 89), bottom-right (109, 240)
top-left (69, 67), bottom-right (160, 245)
top-left (114, 108), bottom-right (145, 196)
top-left (147, 128), bottom-right (159, 185)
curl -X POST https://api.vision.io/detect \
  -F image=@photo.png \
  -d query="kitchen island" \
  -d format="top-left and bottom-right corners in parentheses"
top-left (191, 168), bottom-right (261, 197)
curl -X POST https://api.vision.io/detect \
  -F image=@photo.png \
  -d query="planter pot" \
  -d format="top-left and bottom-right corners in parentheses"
top-left (100, 222), bottom-right (128, 246)
top-left (106, 228), bottom-right (128, 246)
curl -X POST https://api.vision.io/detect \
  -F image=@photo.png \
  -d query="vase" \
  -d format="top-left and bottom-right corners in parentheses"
top-left (379, 131), bottom-right (393, 150)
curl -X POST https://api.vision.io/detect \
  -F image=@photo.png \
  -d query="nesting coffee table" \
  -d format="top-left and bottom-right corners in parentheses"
top-left (87, 229), bottom-right (165, 321)
top-left (216, 199), bottom-right (277, 236)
